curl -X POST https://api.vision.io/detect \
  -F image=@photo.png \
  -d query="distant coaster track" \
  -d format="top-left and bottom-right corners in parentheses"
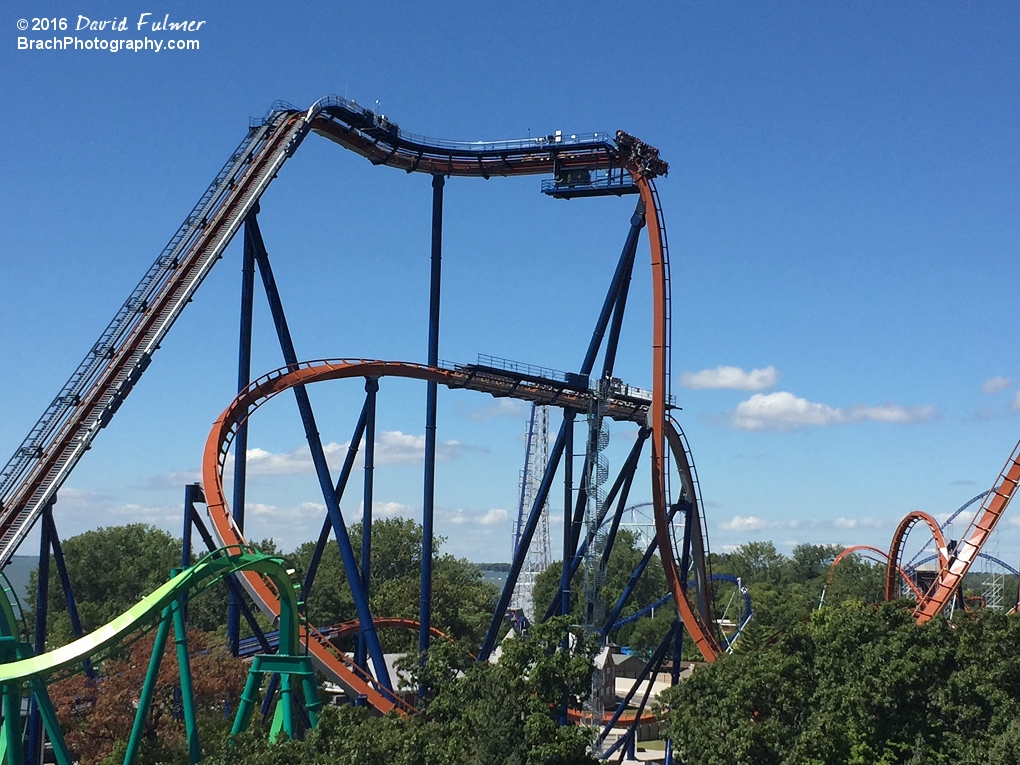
top-left (825, 545), bottom-right (925, 601)
top-left (912, 443), bottom-right (1020, 621)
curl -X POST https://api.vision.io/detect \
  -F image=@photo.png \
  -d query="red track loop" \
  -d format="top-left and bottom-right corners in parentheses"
top-left (885, 511), bottom-right (947, 603)
top-left (323, 616), bottom-right (452, 644)
top-left (825, 545), bottom-right (925, 602)
top-left (202, 360), bottom-right (719, 714)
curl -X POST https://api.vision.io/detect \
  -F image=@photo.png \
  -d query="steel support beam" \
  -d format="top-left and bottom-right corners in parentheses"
top-left (301, 400), bottom-right (369, 603)
top-left (228, 210), bottom-right (257, 656)
top-left (578, 199), bottom-right (646, 376)
top-left (599, 619), bottom-right (679, 755)
top-left (420, 173), bottom-right (444, 661)
top-left (599, 203), bottom-right (644, 382)
top-left (248, 216), bottom-right (391, 690)
top-left (186, 491), bottom-right (273, 655)
top-left (599, 429), bottom-right (649, 568)
top-left (43, 506), bottom-right (93, 680)
top-left (479, 415), bottom-right (570, 661)
top-left (358, 377), bottom-right (378, 670)
top-left (599, 501), bottom-right (686, 642)
top-left (559, 413), bottom-right (575, 620)
top-left (542, 429), bottom-right (647, 622)
top-left (26, 498), bottom-right (53, 765)
top-left (124, 608), bottom-right (172, 765)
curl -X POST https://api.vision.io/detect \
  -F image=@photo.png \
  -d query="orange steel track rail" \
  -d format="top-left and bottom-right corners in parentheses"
top-left (885, 511), bottom-right (948, 603)
top-left (633, 170), bottom-right (721, 663)
top-left (0, 97), bottom-right (667, 572)
top-left (914, 439), bottom-right (1020, 622)
top-left (202, 361), bottom-right (720, 711)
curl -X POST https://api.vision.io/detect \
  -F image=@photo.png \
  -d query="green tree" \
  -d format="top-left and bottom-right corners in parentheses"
top-left (30, 524), bottom-right (181, 646)
top-left (660, 601), bottom-right (1020, 765)
top-left (289, 518), bottom-right (497, 651)
top-left (532, 529), bottom-right (670, 648)
top-left (206, 618), bottom-right (598, 765)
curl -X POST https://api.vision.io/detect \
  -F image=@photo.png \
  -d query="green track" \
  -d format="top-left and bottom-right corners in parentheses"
top-left (0, 546), bottom-right (320, 765)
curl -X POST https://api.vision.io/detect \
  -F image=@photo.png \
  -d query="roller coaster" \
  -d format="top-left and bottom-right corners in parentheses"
top-left (4, 94), bottom-right (1018, 764)
top-left (829, 472), bottom-right (1020, 616)
top-left (0, 96), bottom-right (718, 762)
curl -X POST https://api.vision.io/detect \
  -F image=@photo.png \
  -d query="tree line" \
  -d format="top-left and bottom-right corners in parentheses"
top-left (20, 522), bottom-right (1020, 764)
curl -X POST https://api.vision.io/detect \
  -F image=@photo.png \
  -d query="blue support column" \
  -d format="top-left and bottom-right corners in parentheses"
top-left (663, 614), bottom-right (685, 765)
top-left (599, 501), bottom-right (686, 641)
top-left (600, 619), bottom-right (679, 757)
top-left (578, 199), bottom-right (646, 377)
top-left (558, 413), bottom-right (574, 727)
top-left (302, 401), bottom-right (369, 603)
top-left (26, 498), bottom-right (53, 765)
top-left (228, 210), bottom-right (257, 656)
top-left (358, 378), bottom-right (378, 670)
top-left (600, 203), bottom-right (644, 382)
top-left (187, 500), bottom-right (274, 655)
top-left (180, 483), bottom-right (203, 623)
top-left (559, 413), bottom-right (575, 621)
top-left (479, 416), bottom-right (570, 661)
top-left (420, 173), bottom-right (444, 663)
top-left (44, 506), bottom-right (93, 678)
top-left (182, 485), bottom-right (199, 569)
top-left (542, 428), bottom-right (647, 622)
top-left (247, 216), bottom-right (391, 690)
top-left (598, 429), bottom-right (648, 568)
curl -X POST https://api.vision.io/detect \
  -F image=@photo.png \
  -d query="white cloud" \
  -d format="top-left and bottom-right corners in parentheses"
top-left (359, 501), bottom-right (412, 518)
top-left (935, 509), bottom-right (976, 526)
top-left (469, 399), bottom-right (528, 421)
top-left (479, 508), bottom-right (508, 526)
top-left (717, 514), bottom-right (890, 533)
top-left (680, 365), bottom-right (778, 391)
top-left (730, 392), bottom-right (936, 431)
top-left (442, 508), bottom-right (508, 526)
top-left (248, 502), bottom-right (282, 517)
top-left (833, 517), bottom-right (883, 529)
top-left (1010, 391), bottom-right (1020, 410)
top-left (731, 392), bottom-right (840, 430)
top-left (982, 376), bottom-right (1012, 395)
top-left (222, 432), bottom-right (470, 476)
top-left (720, 515), bottom-right (775, 531)
top-left (846, 404), bottom-right (937, 424)
top-left (374, 431), bottom-right (468, 465)
top-left (52, 487), bottom-right (180, 527)
top-left (144, 469), bottom-right (201, 490)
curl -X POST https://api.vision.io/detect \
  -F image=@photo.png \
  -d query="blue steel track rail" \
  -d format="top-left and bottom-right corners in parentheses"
top-left (0, 96), bottom-right (646, 568)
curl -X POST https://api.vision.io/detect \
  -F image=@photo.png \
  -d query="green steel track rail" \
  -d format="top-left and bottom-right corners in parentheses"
top-left (0, 547), bottom-right (320, 765)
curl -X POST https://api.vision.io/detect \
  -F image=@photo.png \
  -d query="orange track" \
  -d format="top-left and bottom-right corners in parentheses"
top-left (885, 512), bottom-right (947, 603)
top-left (825, 545), bottom-right (925, 601)
top-left (202, 363), bottom-right (718, 714)
top-left (914, 439), bottom-right (1020, 622)
top-left (633, 171), bottom-right (721, 663)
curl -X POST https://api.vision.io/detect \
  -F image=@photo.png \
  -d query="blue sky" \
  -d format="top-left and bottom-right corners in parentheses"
top-left (2, 2), bottom-right (1019, 568)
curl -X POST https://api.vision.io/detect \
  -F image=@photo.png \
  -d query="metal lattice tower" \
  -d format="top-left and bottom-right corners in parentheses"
top-left (510, 405), bottom-right (551, 621)
top-left (982, 538), bottom-right (1005, 610)
top-left (582, 380), bottom-right (611, 743)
